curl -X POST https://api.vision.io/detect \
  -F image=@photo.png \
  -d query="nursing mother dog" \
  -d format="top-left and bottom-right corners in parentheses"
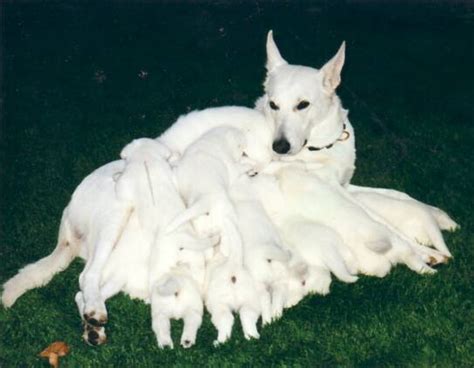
top-left (256, 31), bottom-right (457, 269)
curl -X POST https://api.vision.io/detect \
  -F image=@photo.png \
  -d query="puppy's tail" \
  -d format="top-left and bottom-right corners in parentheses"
top-left (1, 209), bottom-right (79, 308)
top-left (165, 199), bottom-right (211, 234)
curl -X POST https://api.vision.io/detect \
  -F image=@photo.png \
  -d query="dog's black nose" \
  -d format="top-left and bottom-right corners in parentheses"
top-left (272, 138), bottom-right (291, 154)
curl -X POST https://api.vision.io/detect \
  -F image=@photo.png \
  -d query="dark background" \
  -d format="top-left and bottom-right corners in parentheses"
top-left (1, 1), bottom-right (473, 366)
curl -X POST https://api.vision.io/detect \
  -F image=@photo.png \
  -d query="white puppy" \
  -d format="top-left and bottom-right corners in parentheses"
top-left (280, 220), bottom-right (359, 293)
top-left (348, 186), bottom-right (457, 258)
top-left (204, 217), bottom-right (261, 346)
top-left (249, 168), bottom-right (433, 278)
top-left (166, 127), bottom-right (250, 243)
top-left (276, 167), bottom-right (437, 277)
top-left (114, 139), bottom-right (214, 349)
top-left (229, 178), bottom-right (292, 324)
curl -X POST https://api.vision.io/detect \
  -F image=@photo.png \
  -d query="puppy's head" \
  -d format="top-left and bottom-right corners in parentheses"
top-left (115, 138), bottom-right (173, 203)
top-left (260, 31), bottom-right (345, 156)
top-left (120, 138), bottom-right (172, 162)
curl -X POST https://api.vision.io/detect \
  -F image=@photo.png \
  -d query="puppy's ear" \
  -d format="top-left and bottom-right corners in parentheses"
top-left (266, 30), bottom-right (287, 72)
top-left (120, 139), bottom-right (142, 160)
top-left (320, 41), bottom-right (346, 93)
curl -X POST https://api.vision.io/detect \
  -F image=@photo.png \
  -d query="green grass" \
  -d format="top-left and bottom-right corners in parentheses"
top-left (1, 2), bottom-right (473, 367)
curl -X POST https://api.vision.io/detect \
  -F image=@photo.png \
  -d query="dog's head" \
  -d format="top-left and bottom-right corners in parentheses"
top-left (258, 31), bottom-right (345, 155)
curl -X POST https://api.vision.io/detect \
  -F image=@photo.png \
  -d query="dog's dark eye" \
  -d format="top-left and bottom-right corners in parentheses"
top-left (269, 101), bottom-right (279, 110)
top-left (296, 100), bottom-right (310, 110)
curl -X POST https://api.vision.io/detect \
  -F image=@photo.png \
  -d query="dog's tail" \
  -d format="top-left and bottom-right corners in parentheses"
top-left (1, 209), bottom-right (79, 308)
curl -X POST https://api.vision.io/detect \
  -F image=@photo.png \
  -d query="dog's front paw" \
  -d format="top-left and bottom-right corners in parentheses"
top-left (83, 300), bottom-right (108, 327)
top-left (244, 329), bottom-right (260, 340)
top-left (82, 323), bottom-right (107, 346)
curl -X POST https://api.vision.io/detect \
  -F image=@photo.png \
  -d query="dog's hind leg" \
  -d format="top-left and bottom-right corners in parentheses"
top-left (270, 281), bottom-right (290, 321)
top-left (348, 185), bottom-right (459, 232)
top-left (152, 313), bottom-right (174, 349)
top-left (428, 205), bottom-right (459, 231)
top-left (411, 243), bottom-right (449, 265)
top-left (388, 236), bottom-right (436, 275)
top-left (210, 304), bottom-right (234, 346)
top-left (75, 291), bottom-right (107, 346)
top-left (240, 305), bottom-right (260, 340)
top-left (80, 208), bottom-right (133, 327)
top-left (180, 309), bottom-right (202, 348)
top-left (257, 283), bottom-right (272, 326)
top-left (411, 213), bottom-right (453, 257)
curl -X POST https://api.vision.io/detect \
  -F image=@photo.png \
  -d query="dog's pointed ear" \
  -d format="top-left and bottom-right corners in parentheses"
top-left (266, 30), bottom-right (287, 72)
top-left (320, 41), bottom-right (346, 92)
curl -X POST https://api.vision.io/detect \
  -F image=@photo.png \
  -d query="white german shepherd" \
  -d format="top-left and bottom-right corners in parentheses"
top-left (256, 31), bottom-right (458, 259)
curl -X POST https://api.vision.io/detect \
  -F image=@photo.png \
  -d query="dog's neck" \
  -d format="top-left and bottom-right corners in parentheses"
top-left (307, 97), bottom-right (348, 147)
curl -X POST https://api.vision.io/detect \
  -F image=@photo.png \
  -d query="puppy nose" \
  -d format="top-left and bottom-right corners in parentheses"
top-left (272, 138), bottom-right (291, 154)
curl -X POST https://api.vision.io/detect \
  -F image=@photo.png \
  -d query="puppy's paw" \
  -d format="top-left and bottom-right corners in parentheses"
top-left (213, 339), bottom-right (228, 348)
top-left (270, 305), bottom-right (283, 321)
top-left (157, 337), bottom-right (174, 349)
top-left (181, 339), bottom-right (195, 349)
top-left (261, 312), bottom-right (272, 326)
top-left (213, 331), bottom-right (231, 347)
top-left (244, 330), bottom-right (260, 340)
top-left (180, 334), bottom-right (196, 349)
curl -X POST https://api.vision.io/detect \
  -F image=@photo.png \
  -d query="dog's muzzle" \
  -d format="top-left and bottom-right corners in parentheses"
top-left (272, 137), bottom-right (291, 154)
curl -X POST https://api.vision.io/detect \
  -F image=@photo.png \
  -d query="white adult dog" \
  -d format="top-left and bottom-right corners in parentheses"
top-left (256, 31), bottom-right (457, 261)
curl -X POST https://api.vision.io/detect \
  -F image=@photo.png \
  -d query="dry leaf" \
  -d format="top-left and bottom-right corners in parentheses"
top-left (39, 341), bottom-right (70, 368)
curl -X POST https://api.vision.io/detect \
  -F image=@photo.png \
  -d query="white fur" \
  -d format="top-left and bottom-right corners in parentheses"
top-left (230, 177), bottom-right (293, 324)
top-left (204, 217), bottom-right (261, 345)
top-left (167, 127), bottom-right (249, 247)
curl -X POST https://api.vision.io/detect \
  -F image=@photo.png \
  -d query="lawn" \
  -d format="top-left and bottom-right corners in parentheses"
top-left (1, 1), bottom-right (473, 367)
